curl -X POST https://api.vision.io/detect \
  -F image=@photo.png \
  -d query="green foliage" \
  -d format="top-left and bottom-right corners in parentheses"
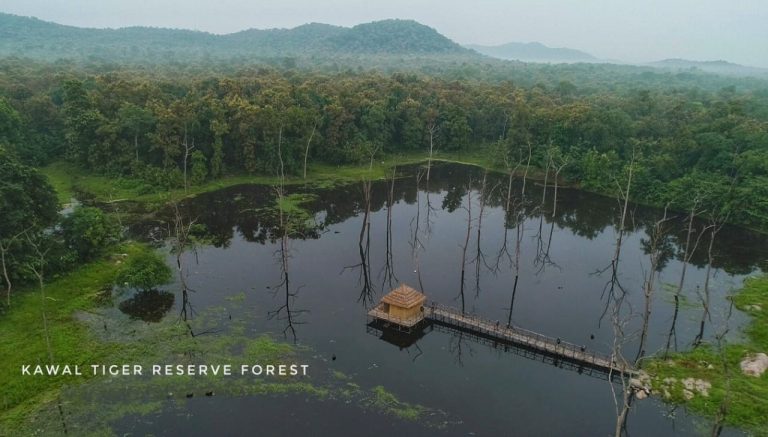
top-left (0, 146), bottom-right (59, 235)
top-left (61, 207), bottom-right (121, 261)
top-left (190, 150), bottom-right (208, 185)
top-left (0, 148), bottom-right (59, 290)
top-left (115, 250), bottom-right (172, 292)
top-left (0, 48), bottom-right (766, 231)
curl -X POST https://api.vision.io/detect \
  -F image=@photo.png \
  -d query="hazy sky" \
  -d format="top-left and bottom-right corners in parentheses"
top-left (3, 0), bottom-right (767, 67)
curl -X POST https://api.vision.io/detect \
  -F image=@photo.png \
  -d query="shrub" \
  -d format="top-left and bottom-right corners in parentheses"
top-left (115, 250), bottom-right (172, 292)
top-left (60, 207), bottom-right (121, 261)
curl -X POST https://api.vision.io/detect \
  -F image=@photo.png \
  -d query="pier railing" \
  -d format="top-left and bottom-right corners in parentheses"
top-left (423, 302), bottom-right (634, 375)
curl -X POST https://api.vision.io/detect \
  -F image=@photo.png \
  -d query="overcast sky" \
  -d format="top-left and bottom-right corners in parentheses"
top-left (3, 0), bottom-right (767, 67)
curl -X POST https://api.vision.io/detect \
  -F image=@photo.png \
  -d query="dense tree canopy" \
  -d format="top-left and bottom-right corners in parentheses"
top-left (0, 61), bottom-right (767, 230)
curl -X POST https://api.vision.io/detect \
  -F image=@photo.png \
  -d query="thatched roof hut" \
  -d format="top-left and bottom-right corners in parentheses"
top-left (381, 284), bottom-right (426, 309)
top-left (368, 284), bottom-right (427, 329)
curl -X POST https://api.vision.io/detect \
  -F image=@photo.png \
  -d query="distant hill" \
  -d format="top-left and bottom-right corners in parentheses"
top-left (0, 14), bottom-right (475, 61)
top-left (648, 58), bottom-right (768, 78)
top-left (466, 42), bottom-right (597, 63)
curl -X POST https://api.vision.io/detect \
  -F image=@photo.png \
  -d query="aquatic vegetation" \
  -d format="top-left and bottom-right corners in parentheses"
top-left (646, 275), bottom-right (768, 434)
top-left (368, 385), bottom-right (426, 421)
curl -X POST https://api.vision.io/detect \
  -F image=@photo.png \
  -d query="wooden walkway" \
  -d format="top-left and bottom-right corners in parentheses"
top-left (423, 303), bottom-right (636, 375)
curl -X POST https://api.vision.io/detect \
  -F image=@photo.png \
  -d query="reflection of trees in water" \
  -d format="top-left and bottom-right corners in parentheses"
top-left (410, 169), bottom-right (425, 293)
top-left (448, 331), bottom-right (474, 367)
top-left (636, 207), bottom-right (672, 363)
top-left (343, 181), bottom-right (375, 307)
top-left (169, 200), bottom-right (200, 337)
top-left (379, 167), bottom-right (398, 291)
top-left (472, 171), bottom-right (498, 297)
top-left (664, 203), bottom-right (709, 358)
top-left (693, 215), bottom-right (727, 349)
top-left (140, 162), bottom-right (767, 277)
top-left (457, 182), bottom-right (473, 314)
top-left (119, 290), bottom-right (175, 322)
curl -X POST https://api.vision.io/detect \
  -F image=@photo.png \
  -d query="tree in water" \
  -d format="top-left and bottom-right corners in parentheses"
top-left (458, 180), bottom-right (473, 314)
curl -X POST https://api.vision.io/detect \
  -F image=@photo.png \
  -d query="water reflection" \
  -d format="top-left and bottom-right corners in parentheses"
top-left (127, 162), bottom-right (767, 436)
top-left (118, 290), bottom-right (174, 322)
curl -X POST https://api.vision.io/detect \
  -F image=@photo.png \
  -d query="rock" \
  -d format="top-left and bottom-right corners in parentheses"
top-left (629, 378), bottom-right (643, 389)
top-left (740, 353), bottom-right (768, 377)
top-left (682, 389), bottom-right (694, 400)
top-left (635, 389), bottom-right (648, 400)
top-left (663, 389), bottom-right (671, 399)
top-left (681, 377), bottom-right (712, 397)
top-left (638, 370), bottom-right (651, 384)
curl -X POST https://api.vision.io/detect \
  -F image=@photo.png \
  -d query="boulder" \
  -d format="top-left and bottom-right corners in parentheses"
top-left (740, 353), bottom-right (768, 377)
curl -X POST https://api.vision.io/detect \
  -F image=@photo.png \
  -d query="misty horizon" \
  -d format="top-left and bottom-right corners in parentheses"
top-left (1, 0), bottom-right (767, 68)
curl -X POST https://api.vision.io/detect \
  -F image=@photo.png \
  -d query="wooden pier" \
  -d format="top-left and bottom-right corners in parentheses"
top-left (366, 285), bottom-right (635, 376)
top-left (423, 303), bottom-right (635, 375)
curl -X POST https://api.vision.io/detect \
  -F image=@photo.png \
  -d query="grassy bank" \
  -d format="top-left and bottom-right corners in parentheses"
top-left (645, 275), bottom-right (768, 434)
top-left (0, 241), bottom-right (438, 434)
top-left (0, 243), bottom-right (147, 430)
top-left (38, 146), bottom-right (524, 205)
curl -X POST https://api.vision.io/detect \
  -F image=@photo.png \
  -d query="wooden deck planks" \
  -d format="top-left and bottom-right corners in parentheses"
top-left (423, 304), bottom-right (635, 375)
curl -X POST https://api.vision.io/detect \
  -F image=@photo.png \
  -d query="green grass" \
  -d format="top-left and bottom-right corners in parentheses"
top-left (0, 242), bottom-right (148, 431)
top-left (368, 385), bottom-right (426, 421)
top-left (0, 238), bottom-right (441, 434)
top-left (645, 275), bottom-right (768, 435)
top-left (39, 148), bottom-right (509, 207)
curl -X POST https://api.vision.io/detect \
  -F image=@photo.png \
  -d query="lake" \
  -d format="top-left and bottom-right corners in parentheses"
top-left (118, 162), bottom-right (767, 436)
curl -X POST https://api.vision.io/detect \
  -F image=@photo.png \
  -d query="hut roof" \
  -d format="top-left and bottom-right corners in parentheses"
top-left (381, 284), bottom-right (426, 309)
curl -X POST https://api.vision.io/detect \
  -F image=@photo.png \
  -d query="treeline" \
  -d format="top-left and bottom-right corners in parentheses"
top-left (1, 62), bottom-right (767, 230)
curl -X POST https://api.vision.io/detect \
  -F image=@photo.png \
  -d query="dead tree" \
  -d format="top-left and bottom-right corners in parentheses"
top-left (458, 181), bottom-right (473, 313)
top-left (598, 152), bottom-right (636, 327)
top-left (664, 201), bottom-right (708, 357)
top-left (169, 200), bottom-right (200, 333)
top-left (472, 171), bottom-right (497, 296)
top-left (426, 120), bottom-right (438, 182)
top-left (493, 156), bottom-right (522, 272)
top-left (182, 123), bottom-right (195, 194)
top-left (343, 180), bottom-right (374, 306)
top-left (302, 118), bottom-right (318, 180)
top-left (268, 126), bottom-right (308, 341)
top-left (379, 166), bottom-right (398, 290)
top-left (636, 206), bottom-right (671, 363)
top-left (24, 231), bottom-right (68, 434)
top-left (506, 142), bottom-right (532, 327)
top-left (693, 214), bottom-right (727, 348)
top-left (1, 229), bottom-right (27, 307)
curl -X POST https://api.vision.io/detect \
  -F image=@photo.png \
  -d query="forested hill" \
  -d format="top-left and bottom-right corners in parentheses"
top-left (649, 59), bottom-right (768, 78)
top-left (466, 42), bottom-right (598, 63)
top-left (0, 14), bottom-right (475, 61)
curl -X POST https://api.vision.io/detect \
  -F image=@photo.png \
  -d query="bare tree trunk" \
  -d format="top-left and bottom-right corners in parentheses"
top-left (1, 241), bottom-right (13, 307)
top-left (636, 206), bottom-right (670, 363)
top-left (694, 218), bottom-right (724, 347)
top-left (427, 122), bottom-right (438, 182)
top-left (599, 151), bottom-right (635, 327)
top-left (665, 203), bottom-right (706, 356)
top-left (182, 124), bottom-right (195, 194)
top-left (459, 183), bottom-right (473, 313)
top-left (380, 167), bottom-right (397, 290)
top-left (303, 120), bottom-right (317, 180)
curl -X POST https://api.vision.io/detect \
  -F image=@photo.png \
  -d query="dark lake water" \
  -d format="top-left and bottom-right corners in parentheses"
top-left (121, 162), bottom-right (767, 436)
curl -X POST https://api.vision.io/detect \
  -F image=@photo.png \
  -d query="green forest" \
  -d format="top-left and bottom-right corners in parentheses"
top-left (2, 57), bottom-right (767, 296)
top-left (2, 59), bottom-right (768, 222)
top-left (1, 11), bottom-right (768, 436)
